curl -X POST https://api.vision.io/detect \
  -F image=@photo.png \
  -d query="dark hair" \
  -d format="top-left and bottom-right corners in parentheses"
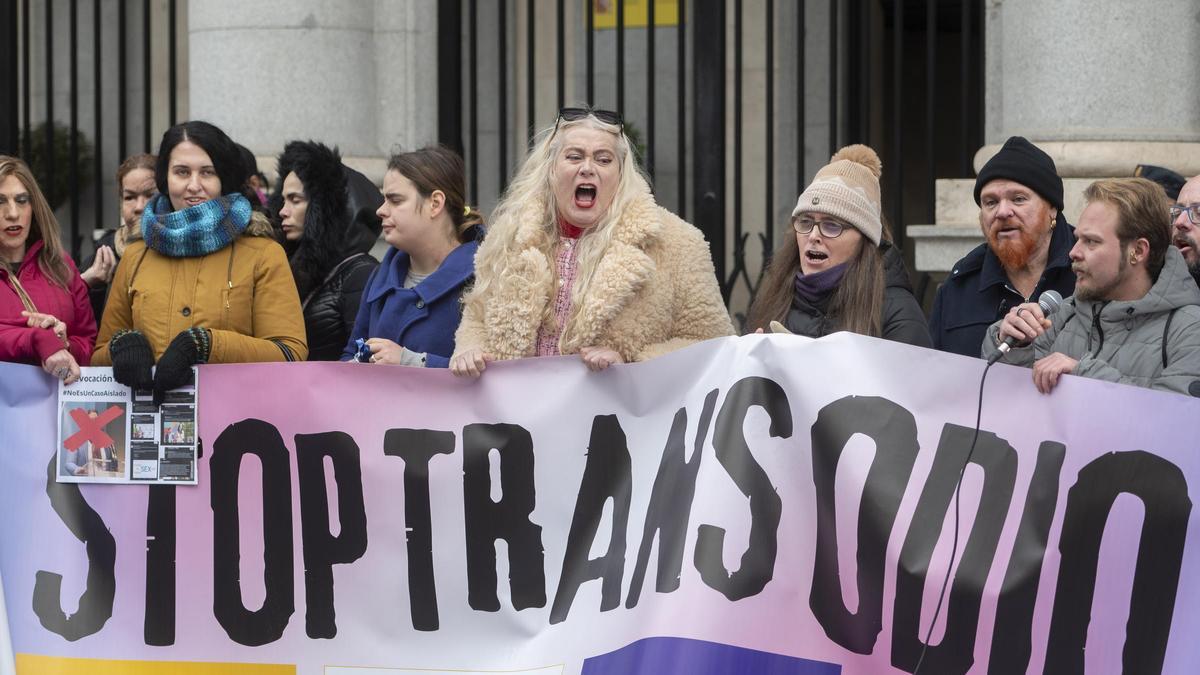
top-left (1083, 177), bottom-right (1174, 281)
top-left (271, 140), bottom-right (351, 299)
top-left (115, 153), bottom-right (156, 197)
top-left (746, 218), bottom-right (890, 337)
top-left (386, 145), bottom-right (483, 242)
top-left (154, 121), bottom-right (250, 209)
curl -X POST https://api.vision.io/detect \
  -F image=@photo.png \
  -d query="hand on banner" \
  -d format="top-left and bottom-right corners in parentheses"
top-left (997, 302), bottom-right (1052, 347)
top-left (1032, 352), bottom-right (1078, 394)
top-left (22, 310), bottom-right (69, 348)
top-left (450, 348), bottom-right (493, 377)
top-left (41, 349), bottom-right (80, 384)
top-left (580, 346), bottom-right (623, 371)
top-left (364, 338), bottom-right (405, 365)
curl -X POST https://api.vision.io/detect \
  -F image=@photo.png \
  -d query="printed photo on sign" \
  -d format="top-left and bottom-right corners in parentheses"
top-left (56, 366), bottom-right (200, 485)
top-left (131, 416), bottom-right (157, 441)
top-left (57, 402), bottom-right (127, 480)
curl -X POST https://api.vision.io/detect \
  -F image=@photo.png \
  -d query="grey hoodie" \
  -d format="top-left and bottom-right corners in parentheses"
top-left (984, 247), bottom-right (1200, 395)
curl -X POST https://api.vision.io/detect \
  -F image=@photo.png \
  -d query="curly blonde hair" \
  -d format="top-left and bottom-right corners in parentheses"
top-left (465, 114), bottom-right (651, 329)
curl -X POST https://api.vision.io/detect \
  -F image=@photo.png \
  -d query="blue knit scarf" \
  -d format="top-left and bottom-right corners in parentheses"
top-left (141, 193), bottom-right (252, 258)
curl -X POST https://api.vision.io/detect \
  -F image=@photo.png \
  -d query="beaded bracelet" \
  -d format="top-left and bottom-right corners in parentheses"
top-left (110, 328), bottom-right (143, 350)
top-left (186, 327), bottom-right (212, 364)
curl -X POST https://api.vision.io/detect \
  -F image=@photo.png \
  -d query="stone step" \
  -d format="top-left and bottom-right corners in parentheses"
top-left (906, 225), bottom-right (984, 274)
top-left (935, 177), bottom-right (1100, 226)
top-left (973, 141), bottom-right (1200, 178)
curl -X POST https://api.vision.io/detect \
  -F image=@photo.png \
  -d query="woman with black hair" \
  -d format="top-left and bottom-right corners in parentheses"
top-left (272, 140), bottom-right (381, 361)
top-left (92, 120), bottom-right (307, 402)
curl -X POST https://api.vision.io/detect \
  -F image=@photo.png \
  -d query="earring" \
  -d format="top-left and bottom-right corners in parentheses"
top-left (1129, 254), bottom-right (1137, 265)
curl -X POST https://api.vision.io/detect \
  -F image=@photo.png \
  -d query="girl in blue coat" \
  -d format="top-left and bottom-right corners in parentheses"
top-left (340, 146), bottom-right (482, 367)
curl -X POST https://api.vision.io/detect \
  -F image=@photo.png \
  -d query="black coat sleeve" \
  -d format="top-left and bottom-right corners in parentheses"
top-left (338, 259), bottom-right (377, 337)
top-left (882, 287), bottom-right (933, 348)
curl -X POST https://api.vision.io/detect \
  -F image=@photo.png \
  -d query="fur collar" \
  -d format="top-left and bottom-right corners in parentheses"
top-left (245, 210), bottom-right (276, 238)
top-left (484, 181), bottom-right (664, 356)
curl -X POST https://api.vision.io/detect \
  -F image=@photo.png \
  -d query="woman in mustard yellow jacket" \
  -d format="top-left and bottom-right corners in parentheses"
top-left (92, 121), bottom-right (306, 402)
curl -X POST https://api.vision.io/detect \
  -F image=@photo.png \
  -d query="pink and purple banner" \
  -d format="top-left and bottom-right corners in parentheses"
top-left (0, 333), bottom-right (1198, 674)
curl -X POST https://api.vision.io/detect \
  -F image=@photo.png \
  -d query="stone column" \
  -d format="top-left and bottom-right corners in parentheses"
top-left (373, 0), bottom-right (439, 159)
top-left (188, 0), bottom-right (438, 183)
top-left (909, 0), bottom-right (1200, 276)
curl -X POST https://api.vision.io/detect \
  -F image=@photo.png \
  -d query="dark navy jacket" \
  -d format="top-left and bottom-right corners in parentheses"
top-left (340, 239), bottom-right (479, 367)
top-left (928, 218), bottom-right (1076, 358)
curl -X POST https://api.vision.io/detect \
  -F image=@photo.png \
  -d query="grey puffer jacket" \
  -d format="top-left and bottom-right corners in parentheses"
top-left (984, 248), bottom-right (1200, 395)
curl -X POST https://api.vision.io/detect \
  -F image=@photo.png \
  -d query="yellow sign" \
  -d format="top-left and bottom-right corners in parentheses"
top-left (592, 0), bottom-right (680, 29)
top-left (16, 654), bottom-right (295, 675)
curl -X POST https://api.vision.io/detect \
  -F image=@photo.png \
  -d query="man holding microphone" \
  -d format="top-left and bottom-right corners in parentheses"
top-left (986, 177), bottom-right (1200, 395)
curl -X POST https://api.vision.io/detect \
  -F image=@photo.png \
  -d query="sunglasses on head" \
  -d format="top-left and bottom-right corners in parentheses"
top-left (552, 107), bottom-right (624, 138)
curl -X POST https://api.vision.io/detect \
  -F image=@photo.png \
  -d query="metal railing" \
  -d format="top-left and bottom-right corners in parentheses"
top-left (1, 1), bottom-right (985, 320)
top-left (439, 0), bottom-right (986, 321)
top-left (2, 0), bottom-right (184, 260)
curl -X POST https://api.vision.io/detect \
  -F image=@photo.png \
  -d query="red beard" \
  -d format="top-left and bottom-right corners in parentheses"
top-left (989, 227), bottom-right (1039, 270)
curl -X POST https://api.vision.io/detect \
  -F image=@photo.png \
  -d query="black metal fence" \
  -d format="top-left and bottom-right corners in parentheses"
top-left (1, 0), bottom-right (183, 260)
top-left (2, 0), bottom-right (984, 318)
top-left (439, 0), bottom-right (986, 319)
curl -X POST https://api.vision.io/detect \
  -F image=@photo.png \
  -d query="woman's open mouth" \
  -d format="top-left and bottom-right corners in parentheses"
top-left (574, 184), bottom-right (597, 208)
top-left (805, 250), bottom-right (828, 262)
top-left (3, 225), bottom-right (23, 236)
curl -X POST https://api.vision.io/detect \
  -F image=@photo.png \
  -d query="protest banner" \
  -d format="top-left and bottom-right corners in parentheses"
top-left (0, 333), bottom-right (1196, 674)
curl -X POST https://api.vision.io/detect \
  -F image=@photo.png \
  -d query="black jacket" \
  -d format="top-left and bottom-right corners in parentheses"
top-left (272, 142), bottom-right (384, 361)
top-left (928, 217), bottom-right (1075, 358)
top-left (784, 244), bottom-right (933, 347)
top-left (298, 170), bottom-right (383, 361)
top-left (303, 253), bottom-right (378, 361)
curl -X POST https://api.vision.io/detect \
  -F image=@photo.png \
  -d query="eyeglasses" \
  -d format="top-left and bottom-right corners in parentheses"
top-left (793, 216), bottom-right (848, 238)
top-left (552, 107), bottom-right (624, 138)
top-left (1170, 203), bottom-right (1200, 225)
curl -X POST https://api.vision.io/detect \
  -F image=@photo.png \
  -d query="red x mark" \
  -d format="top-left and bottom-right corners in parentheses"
top-left (64, 406), bottom-right (123, 450)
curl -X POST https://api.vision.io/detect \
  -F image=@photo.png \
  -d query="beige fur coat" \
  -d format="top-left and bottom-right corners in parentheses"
top-left (453, 190), bottom-right (734, 363)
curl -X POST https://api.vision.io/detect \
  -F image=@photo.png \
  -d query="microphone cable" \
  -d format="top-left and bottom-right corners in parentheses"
top-left (911, 358), bottom-right (994, 675)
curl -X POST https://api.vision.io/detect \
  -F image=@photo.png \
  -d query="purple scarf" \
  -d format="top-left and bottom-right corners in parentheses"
top-left (793, 263), bottom-right (848, 306)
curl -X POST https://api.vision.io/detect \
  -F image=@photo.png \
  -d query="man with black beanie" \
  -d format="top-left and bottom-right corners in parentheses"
top-left (928, 136), bottom-right (1078, 357)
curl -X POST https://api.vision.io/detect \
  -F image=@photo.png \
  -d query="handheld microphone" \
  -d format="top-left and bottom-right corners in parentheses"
top-left (987, 290), bottom-right (1064, 365)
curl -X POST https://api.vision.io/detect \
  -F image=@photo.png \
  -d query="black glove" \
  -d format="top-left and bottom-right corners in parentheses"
top-left (109, 330), bottom-right (154, 390)
top-left (153, 329), bottom-right (209, 405)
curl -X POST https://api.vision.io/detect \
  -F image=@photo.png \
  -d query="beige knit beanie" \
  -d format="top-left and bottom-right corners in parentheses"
top-left (791, 144), bottom-right (883, 245)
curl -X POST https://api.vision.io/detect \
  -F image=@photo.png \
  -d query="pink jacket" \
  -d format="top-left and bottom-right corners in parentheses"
top-left (0, 240), bottom-right (96, 366)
